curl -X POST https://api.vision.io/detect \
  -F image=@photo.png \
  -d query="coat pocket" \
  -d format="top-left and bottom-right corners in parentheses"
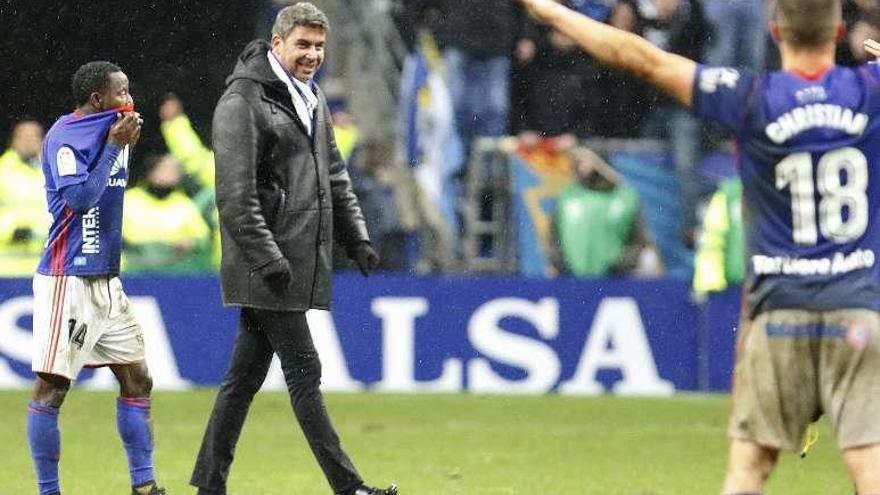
top-left (258, 184), bottom-right (287, 231)
top-left (275, 189), bottom-right (288, 223)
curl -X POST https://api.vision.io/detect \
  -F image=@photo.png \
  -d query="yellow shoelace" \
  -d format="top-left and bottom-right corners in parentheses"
top-left (800, 423), bottom-right (820, 458)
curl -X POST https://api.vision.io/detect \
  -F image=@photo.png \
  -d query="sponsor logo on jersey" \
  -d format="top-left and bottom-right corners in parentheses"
top-left (82, 207), bottom-right (100, 254)
top-left (56, 147), bottom-right (77, 176)
top-left (752, 249), bottom-right (876, 276)
top-left (108, 146), bottom-right (128, 187)
top-left (109, 146), bottom-right (128, 176)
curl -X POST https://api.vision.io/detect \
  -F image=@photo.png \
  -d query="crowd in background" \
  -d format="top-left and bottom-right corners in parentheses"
top-left (3, 0), bottom-right (880, 297)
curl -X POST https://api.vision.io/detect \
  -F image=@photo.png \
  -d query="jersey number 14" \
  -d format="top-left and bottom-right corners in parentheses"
top-left (776, 147), bottom-right (869, 245)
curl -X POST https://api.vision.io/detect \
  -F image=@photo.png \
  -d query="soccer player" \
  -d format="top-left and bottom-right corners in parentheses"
top-left (514, 0), bottom-right (880, 493)
top-left (27, 61), bottom-right (166, 495)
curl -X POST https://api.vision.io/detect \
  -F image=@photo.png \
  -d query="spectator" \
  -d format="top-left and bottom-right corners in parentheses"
top-left (393, 0), bottom-right (443, 51)
top-left (704, 0), bottom-right (767, 71)
top-left (158, 94), bottom-right (215, 196)
top-left (638, 0), bottom-right (712, 245)
top-left (350, 136), bottom-right (458, 273)
top-left (122, 154), bottom-right (212, 273)
top-left (550, 147), bottom-right (650, 277)
top-left (427, 0), bottom-right (534, 262)
top-left (839, 12), bottom-right (880, 65)
top-left (692, 177), bottom-right (744, 298)
top-left (0, 120), bottom-right (46, 276)
top-left (328, 97), bottom-right (360, 162)
top-left (348, 138), bottom-right (413, 271)
top-left (432, 0), bottom-right (533, 156)
top-left (517, 13), bottom-right (597, 137)
top-left (592, 0), bottom-right (652, 137)
top-left (514, 0), bottom-right (650, 138)
top-left (844, 0), bottom-right (880, 38)
top-left (158, 94), bottom-right (221, 268)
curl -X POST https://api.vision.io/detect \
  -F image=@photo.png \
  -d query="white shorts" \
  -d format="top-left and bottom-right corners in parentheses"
top-left (32, 274), bottom-right (145, 380)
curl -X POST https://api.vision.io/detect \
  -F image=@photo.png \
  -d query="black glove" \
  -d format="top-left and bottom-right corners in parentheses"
top-left (261, 257), bottom-right (293, 292)
top-left (349, 241), bottom-right (380, 276)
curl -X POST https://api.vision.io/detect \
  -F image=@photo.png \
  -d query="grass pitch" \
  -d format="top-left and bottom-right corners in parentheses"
top-left (0, 391), bottom-right (851, 494)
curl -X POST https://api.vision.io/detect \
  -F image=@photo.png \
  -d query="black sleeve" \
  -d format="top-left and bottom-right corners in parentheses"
top-left (213, 91), bottom-right (284, 268)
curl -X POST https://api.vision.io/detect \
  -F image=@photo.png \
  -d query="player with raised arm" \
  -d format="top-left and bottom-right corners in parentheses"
top-left (27, 61), bottom-right (167, 495)
top-left (515, 0), bottom-right (880, 493)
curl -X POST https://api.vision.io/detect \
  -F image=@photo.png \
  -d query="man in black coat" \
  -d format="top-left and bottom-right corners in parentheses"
top-left (189, 3), bottom-right (396, 495)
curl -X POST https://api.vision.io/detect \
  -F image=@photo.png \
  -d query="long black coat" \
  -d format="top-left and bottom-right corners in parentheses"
top-left (213, 40), bottom-right (370, 311)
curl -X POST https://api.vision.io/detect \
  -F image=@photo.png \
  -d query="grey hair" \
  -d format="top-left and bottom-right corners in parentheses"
top-left (272, 2), bottom-right (330, 38)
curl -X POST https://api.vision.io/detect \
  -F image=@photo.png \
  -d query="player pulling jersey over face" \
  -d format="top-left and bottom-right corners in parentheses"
top-left (38, 108), bottom-right (132, 276)
top-left (26, 61), bottom-right (167, 495)
top-left (693, 65), bottom-right (880, 315)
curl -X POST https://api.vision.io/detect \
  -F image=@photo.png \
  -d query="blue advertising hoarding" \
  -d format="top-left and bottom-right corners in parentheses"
top-left (0, 274), bottom-right (739, 394)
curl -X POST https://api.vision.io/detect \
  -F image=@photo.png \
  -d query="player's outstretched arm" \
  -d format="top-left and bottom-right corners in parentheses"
top-left (515, 0), bottom-right (697, 107)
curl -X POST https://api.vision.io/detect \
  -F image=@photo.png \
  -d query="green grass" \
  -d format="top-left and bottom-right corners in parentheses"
top-left (0, 391), bottom-right (851, 494)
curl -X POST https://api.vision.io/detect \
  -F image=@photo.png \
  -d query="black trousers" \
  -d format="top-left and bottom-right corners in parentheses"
top-left (190, 308), bottom-right (362, 494)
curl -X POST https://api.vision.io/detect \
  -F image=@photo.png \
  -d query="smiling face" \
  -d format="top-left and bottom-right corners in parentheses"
top-left (271, 25), bottom-right (326, 83)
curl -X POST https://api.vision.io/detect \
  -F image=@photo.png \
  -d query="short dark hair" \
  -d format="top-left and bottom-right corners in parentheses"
top-left (71, 61), bottom-right (122, 107)
top-left (272, 2), bottom-right (330, 38)
top-left (773, 0), bottom-right (842, 47)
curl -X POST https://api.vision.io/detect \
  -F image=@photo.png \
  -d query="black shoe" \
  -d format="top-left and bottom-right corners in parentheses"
top-left (132, 481), bottom-right (166, 495)
top-left (352, 484), bottom-right (398, 495)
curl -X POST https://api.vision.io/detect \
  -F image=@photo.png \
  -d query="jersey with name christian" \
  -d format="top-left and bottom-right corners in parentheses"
top-left (693, 64), bottom-right (880, 314)
top-left (37, 110), bottom-right (129, 276)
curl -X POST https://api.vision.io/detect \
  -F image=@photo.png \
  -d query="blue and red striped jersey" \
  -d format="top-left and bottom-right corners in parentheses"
top-left (37, 109), bottom-right (129, 276)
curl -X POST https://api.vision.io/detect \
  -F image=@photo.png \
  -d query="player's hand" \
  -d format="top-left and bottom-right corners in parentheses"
top-left (130, 116), bottom-right (142, 147)
top-left (865, 38), bottom-right (880, 59)
top-left (262, 257), bottom-right (293, 292)
top-left (350, 241), bottom-right (380, 277)
top-left (108, 112), bottom-right (143, 147)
